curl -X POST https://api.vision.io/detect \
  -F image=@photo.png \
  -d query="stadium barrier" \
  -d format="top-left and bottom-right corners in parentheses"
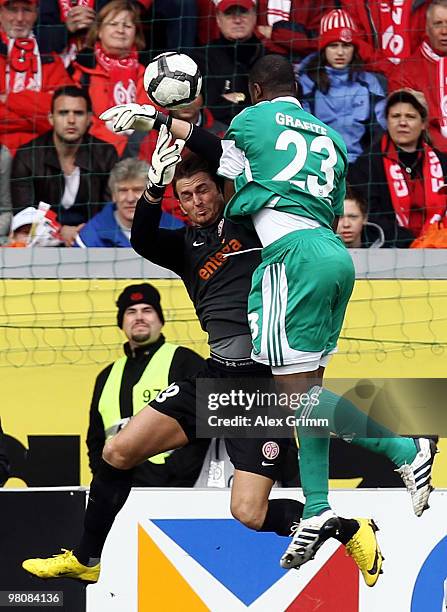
top-left (2, 487), bottom-right (446, 611)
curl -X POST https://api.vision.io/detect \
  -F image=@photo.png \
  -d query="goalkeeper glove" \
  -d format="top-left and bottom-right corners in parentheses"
top-left (99, 103), bottom-right (172, 133)
top-left (146, 125), bottom-right (185, 199)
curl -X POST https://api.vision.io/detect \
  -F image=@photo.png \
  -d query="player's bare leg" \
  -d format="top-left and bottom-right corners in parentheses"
top-left (231, 470), bottom-right (275, 530)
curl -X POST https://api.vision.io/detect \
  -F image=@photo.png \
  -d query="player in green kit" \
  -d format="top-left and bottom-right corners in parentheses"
top-left (218, 54), bottom-right (438, 576)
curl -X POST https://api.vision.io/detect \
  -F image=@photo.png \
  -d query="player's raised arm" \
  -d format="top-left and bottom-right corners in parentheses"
top-left (100, 103), bottom-right (192, 140)
top-left (131, 126), bottom-right (186, 275)
top-left (100, 103), bottom-right (223, 173)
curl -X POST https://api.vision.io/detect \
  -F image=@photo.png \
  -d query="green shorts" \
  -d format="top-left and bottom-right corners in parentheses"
top-left (247, 227), bottom-right (355, 373)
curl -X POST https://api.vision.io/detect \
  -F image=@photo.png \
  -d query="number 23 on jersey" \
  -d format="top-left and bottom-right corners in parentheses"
top-left (272, 130), bottom-right (338, 198)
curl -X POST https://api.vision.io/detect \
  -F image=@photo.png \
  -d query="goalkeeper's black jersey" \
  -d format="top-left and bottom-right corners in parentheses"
top-left (131, 202), bottom-right (261, 344)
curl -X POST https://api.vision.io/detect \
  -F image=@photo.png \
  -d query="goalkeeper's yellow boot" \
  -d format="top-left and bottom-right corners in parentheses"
top-left (22, 549), bottom-right (100, 583)
top-left (345, 519), bottom-right (383, 587)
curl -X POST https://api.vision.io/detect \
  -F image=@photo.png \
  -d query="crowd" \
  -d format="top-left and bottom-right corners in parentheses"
top-left (1, 0), bottom-right (447, 248)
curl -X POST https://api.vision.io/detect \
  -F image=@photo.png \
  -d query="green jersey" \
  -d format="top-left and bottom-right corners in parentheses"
top-left (220, 97), bottom-right (348, 229)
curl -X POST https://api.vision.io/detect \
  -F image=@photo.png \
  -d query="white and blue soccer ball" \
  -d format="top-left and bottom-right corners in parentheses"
top-left (144, 52), bottom-right (202, 110)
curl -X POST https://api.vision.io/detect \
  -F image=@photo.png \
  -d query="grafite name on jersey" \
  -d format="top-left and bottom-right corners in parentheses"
top-left (199, 239), bottom-right (242, 280)
top-left (275, 112), bottom-right (327, 135)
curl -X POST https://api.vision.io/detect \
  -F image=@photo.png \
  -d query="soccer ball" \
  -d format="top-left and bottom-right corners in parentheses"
top-left (144, 52), bottom-right (202, 110)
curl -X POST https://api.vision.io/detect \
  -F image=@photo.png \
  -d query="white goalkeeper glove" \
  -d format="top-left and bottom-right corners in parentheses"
top-left (146, 125), bottom-right (185, 199)
top-left (99, 103), bottom-right (172, 133)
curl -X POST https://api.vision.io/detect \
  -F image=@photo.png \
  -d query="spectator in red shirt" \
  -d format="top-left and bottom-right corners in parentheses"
top-left (70, 0), bottom-right (148, 156)
top-left (388, 0), bottom-right (447, 152)
top-left (0, 0), bottom-right (73, 153)
top-left (341, 0), bottom-right (430, 71)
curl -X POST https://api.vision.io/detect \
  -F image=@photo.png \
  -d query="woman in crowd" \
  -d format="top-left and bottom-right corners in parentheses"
top-left (348, 89), bottom-right (447, 247)
top-left (70, 0), bottom-right (148, 156)
top-left (298, 9), bottom-right (386, 163)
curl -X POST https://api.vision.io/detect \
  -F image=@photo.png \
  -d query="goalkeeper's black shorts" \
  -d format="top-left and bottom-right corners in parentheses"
top-left (150, 357), bottom-right (290, 481)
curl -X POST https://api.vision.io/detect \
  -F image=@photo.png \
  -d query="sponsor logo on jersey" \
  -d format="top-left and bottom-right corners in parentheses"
top-left (198, 239), bottom-right (242, 280)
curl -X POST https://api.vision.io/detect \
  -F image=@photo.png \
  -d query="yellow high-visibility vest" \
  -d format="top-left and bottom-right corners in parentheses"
top-left (98, 342), bottom-right (178, 464)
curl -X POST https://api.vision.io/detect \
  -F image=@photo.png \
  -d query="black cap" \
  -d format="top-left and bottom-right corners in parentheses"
top-left (116, 283), bottom-right (164, 328)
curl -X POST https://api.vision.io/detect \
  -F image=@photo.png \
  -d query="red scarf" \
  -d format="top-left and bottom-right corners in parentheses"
top-left (420, 39), bottom-right (447, 138)
top-left (3, 34), bottom-right (42, 93)
top-left (381, 135), bottom-right (447, 233)
top-left (94, 42), bottom-right (139, 106)
top-left (57, 0), bottom-right (94, 22)
top-left (378, 0), bottom-right (412, 61)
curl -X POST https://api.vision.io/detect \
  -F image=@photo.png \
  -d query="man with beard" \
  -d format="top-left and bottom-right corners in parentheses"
top-left (10, 85), bottom-right (117, 245)
top-left (85, 283), bottom-right (209, 487)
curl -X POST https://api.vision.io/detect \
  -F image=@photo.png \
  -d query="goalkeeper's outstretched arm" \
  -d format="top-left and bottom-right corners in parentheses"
top-left (100, 103), bottom-right (223, 173)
